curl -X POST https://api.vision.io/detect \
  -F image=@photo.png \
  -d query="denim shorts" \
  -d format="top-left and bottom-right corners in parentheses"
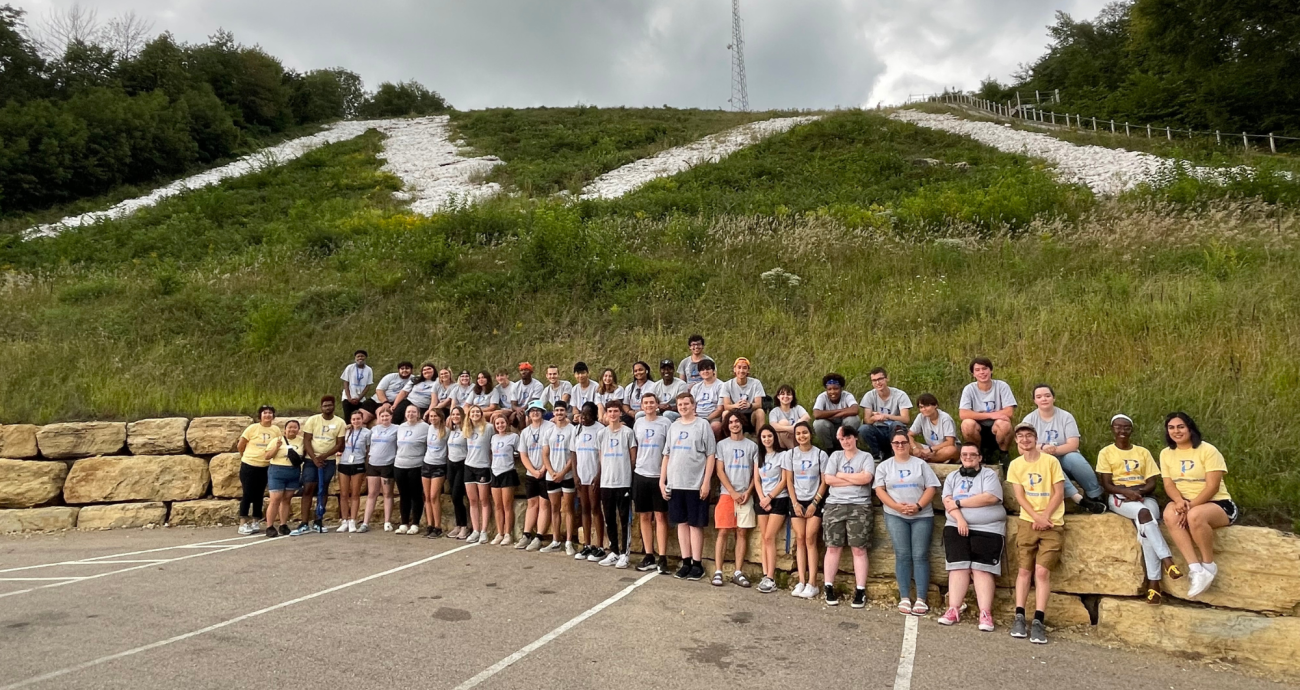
top-left (267, 464), bottom-right (302, 492)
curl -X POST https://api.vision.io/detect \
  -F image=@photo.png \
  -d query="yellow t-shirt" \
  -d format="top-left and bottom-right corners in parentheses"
top-left (1160, 442), bottom-right (1231, 502)
top-left (267, 435), bottom-right (304, 467)
top-left (302, 414), bottom-right (345, 459)
top-left (1007, 453), bottom-right (1066, 526)
top-left (240, 423), bottom-right (283, 468)
top-left (1095, 444), bottom-right (1159, 488)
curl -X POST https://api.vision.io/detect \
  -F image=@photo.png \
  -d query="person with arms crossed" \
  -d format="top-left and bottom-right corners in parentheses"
top-left (820, 425), bottom-right (875, 608)
top-left (1006, 422), bottom-right (1066, 644)
top-left (690, 358), bottom-right (726, 440)
top-left (339, 350), bottom-right (376, 425)
top-left (517, 401), bottom-right (554, 551)
top-left (632, 393), bottom-right (672, 572)
top-left (541, 402), bottom-right (578, 554)
top-left (1160, 412), bottom-right (1237, 599)
top-left (768, 384), bottom-right (809, 450)
top-left (1020, 384), bottom-right (1106, 514)
top-left (335, 411), bottom-right (369, 533)
top-left (677, 334), bottom-right (714, 385)
top-left (812, 373), bottom-right (860, 450)
top-left (297, 396), bottom-right (345, 535)
top-left (721, 357), bottom-right (767, 436)
top-left (938, 445), bottom-right (1005, 630)
top-left (660, 393), bottom-right (717, 582)
top-left (236, 406), bottom-right (281, 535)
top-left (421, 408), bottom-right (450, 538)
top-left (857, 367), bottom-right (912, 460)
top-left (875, 428), bottom-right (941, 616)
top-left (753, 425), bottom-right (791, 593)
top-left (788, 421), bottom-right (828, 599)
top-left (596, 405), bottom-right (638, 568)
top-left (713, 412), bottom-right (758, 587)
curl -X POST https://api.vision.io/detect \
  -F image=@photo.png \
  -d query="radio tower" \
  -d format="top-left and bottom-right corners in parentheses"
top-left (728, 0), bottom-right (749, 111)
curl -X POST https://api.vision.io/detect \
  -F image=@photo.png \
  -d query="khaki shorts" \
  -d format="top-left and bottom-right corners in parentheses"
top-left (1015, 523), bottom-right (1063, 571)
top-left (822, 502), bottom-right (872, 548)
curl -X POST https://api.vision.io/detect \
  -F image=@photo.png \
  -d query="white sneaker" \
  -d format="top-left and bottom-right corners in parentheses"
top-left (539, 540), bottom-right (560, 553)
top-left (791, 583), bottom-right (805, 597)
top-left (466, 530), bottom-right (480, 543)
top-left (799, 583), bottom-right (818, 599)
top-left (335, 521), bottom-right (349, 533)
top-left (238, 523), bottom-right (253, 535)
top-left (1187, 569), bottom-right (1215, 598)
top-left (490, 533), bottom-right (504, 545)
top-left (395, 525), bottom-right (408, 534)
top-left (355, 522), bottom-right (370, 533)
top-left (526, 537), bottom-right (543, 552)
top-left (598, 552), bottom-right (619, 567)
top-left (615, 554), bottom-right (630, 569)
top-left (564, 541), bottom-right (576, 556)
top-left (514, 535), bottom-right (529, 549)
top-left (383, 522), bottom-right (393, 532)
top-left (478, 532), bottom-right (492, 544)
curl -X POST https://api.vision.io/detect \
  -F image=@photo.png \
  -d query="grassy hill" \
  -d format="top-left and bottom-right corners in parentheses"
top-left (0, 107), bottom-right (1297, 528)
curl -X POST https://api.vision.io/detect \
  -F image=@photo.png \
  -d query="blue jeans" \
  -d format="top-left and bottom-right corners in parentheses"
top-left (300, 460), bottom-right (337, 521)
top-left (884, 513), bottom-right (933, 601)
top-left (1056, 451), bottom-right (1101, 499)
top-left (858, 421), bottom-right (905, 459)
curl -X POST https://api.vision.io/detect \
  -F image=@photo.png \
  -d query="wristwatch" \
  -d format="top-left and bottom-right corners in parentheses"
top-left (955, 499), bottom-right (963, 509)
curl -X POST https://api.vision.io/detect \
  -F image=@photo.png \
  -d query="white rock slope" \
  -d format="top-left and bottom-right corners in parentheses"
top-left (578, 116), bottom-right (820, 200)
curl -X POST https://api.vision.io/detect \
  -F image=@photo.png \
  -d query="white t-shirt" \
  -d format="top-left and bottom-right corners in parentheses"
top-left (570, 381), bottom-right (600, 412)
top-left (540, 381), bottom-right (573, 409)
top-left (490, 432), bottom-right (520, 475)
top-left (664, 417), bottom-right (717, 491)
top-left (1020, 408), bottom-right (1081, 449)
top-left (340, 363), bottom-right (374, 401)
top-left (367, 424), bottom-right (398, 466)
top-left (510, 379), bottom-right (544, 408)
top-left (874, 457), bottom-right (941, 518)
top-left (519, 421), bottom-right (554, 473)
top-left (649, 378), bottom-right (689, 408)
top-left (376, 372), bottom-right (411, 404)
top-left (757, 450), bottom-right (791, 499)
top-left (722, 377), bottom-right (766, 407)
top-left (691, 379), bottom-right (725, 417)
top-left (824, 449), bottom-right (875, 504)
top-left (470, 387), bottom-right (504, 409)
top-left (860, 387), bottom-right (913, 418)
top-left (910, 410), bottom-right (957, 448)
top-left (942, 467), bottom-right (1006, 535)
top-left (814, 391), bottom-right (858, 412)
top-left (717, 437), bottom-right (758, 493)
top-left (624, 380), bottom-right (653, 408)
top-left (596, 425), bottom-right (637, 489)
top-left (395, 421), bottom-right (429, 469)
top-left (569, 423), bottom-right (605, 485)
top-left (788, 446), bottom-right (829, 501)
top-left (548, 422), bottom-right (576, 480)
top-left (594, 386), bottom-right (626, 410)
top-left (959, 380), bottom-right (1017, 414)
top-left (632, 417), bottom-right (670, 477)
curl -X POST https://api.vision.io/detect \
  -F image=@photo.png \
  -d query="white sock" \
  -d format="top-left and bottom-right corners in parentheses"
top-left (1190, 562), bottom-right (1205, 574)
top-left (1071, 494), bottom-right (1084, 504)
top-left (1205, 562), bottom-right (1217, 575)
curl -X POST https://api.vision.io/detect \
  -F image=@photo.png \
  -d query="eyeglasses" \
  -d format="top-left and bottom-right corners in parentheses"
top-left (890, 440), bottom-right (910, 446)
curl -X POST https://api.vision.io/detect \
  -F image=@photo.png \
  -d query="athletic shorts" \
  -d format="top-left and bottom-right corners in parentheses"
top-left (667, 489), bottom-right (709, 528)
top-left (755, 495), bottom-right (791, 516)
top-left (523, 474), bottom-right (547, 499)
top-left (267, 464), bottom-right (301, 493)
top-left (490, 469), bottom-right (520, 489)
top-left (546, 477), bottom-right (576, 494)
top-left (943, 525), bottom-right (1005, 575)
top-left (793, 497), bottom-right (824, 519)
top-left (338, 463), bottom-right (365, 476)
top-left (822, 502), bottom-right (872, 548)
top-left (1212, 499), bottom-right (1240, 525)
top-left (632, 473), bottom-right (668, 513)
top-left (365, 463), bottom-right (394, 479)
top-left (421, 463), bottom-right (447, 479)
top-left (1015, 523), bottom-right (1063, 571)
top-left (465, 466), bottom-right (492, 485)
top-left (715, 494), bottom-right (738, 529)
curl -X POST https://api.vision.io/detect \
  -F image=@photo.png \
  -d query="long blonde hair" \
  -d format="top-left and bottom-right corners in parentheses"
top-left (462, 404), bottom-right (488, 436)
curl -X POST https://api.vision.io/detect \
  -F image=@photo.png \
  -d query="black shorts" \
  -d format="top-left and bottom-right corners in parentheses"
top-left (667, 489), bottom-right (709, 527)
top-left (1212, 499), bottom-right (1241, 525)
top-left (524, 474), bottom-right (547, 499)
top-left (342, 398), bottom-right (378, 420)
top-left (365, 463), bottom-right (394, 479)
top-left (465, 466), bottom-right (492, 485)
top-left (490, 469), bottom-right (521, 489)
top-left (755, 495), bottom-right (792, 516)
top-left (546, 477), bottom-right (576, 494)
top-left (793, 498), bottom-right (824, 519)
top-left (943, 525), bottom-right (1005, 575)
top-left (421, 463), bottom-right (447, 479)
top-left (632, 473), bottom-right (668, 513)
top-left (338, 464), bottom-right (365, 476)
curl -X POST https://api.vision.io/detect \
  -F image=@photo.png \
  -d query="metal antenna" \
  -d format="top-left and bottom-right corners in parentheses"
top-left (728, 0), bottom-right (749, 111)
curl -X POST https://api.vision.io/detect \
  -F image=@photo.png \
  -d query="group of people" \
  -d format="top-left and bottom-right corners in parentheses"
top-left (230, 338), bottom-right (1238, 645)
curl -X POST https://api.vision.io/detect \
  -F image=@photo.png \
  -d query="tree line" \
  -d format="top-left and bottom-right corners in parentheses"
top-left (976, 0), bottom-right (1298, 140)
top-left (0, 4), bottom-right (450, 214)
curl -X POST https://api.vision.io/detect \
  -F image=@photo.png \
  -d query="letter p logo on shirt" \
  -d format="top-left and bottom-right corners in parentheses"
top-left (1028, 472), bottom-right (1043, 489)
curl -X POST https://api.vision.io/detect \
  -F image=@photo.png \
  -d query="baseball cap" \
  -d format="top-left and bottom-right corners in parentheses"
top-left (659, 359), bottom-right (674, 368)
top-left (1014, 422), bottom-right (1038, 436)
top-left (527, 400), bottom-right (546, 411)
top-left (518, 362), bottom-right (533, 372)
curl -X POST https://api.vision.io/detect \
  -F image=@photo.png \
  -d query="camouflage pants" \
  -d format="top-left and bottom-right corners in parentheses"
top-left (823, 502), bottom-right (872, 548)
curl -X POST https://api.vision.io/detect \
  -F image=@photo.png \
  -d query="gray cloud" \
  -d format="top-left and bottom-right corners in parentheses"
top-left (14, 0), bottom-right (1111, 110)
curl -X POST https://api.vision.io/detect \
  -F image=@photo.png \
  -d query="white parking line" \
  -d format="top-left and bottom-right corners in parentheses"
top-left (0, 577), bottom-right (85, 582)
top-left (893, 614), bottom-right (919, 690)
top-left (0, 536), bottom-right (256, 573)
top-left (0, 542), bottom-right (478, 690)
top-left (453, 571), bottom-right (658, 690)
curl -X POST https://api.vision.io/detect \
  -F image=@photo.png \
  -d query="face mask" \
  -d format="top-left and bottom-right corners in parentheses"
top-left (958, 465), bottom-right (982, 477)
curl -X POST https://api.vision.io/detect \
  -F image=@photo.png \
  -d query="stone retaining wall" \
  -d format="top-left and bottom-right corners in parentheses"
top-left (1, 417), bottom-right (1298, 679)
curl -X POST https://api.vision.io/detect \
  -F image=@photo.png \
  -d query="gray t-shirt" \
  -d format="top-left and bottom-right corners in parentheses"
top-left (424, 426), bottom-right (449, 466)
top-left (717, 437), bottom-right (758, 493)
top-left (632, 417), bottom-right (670, 477)
top-left (757, 450), bottom-right (791, 499)
top-left (910, 410), bottom-right (957, 448)
top-left (540, 381), bottom-right (573, 409)
top-left (722, 377), bottom-right (766, 407)
top-left (367, 424), bottom-right (399, 467)
top-left (547, 422), bottom-right (576, 480)
top-left (596, 425), bottom-right (637, 489)
top-left (664, 417), bottom-right (718, 491)
top-left (677, 355), bottom-right (715, 385)
top-left (788, 446), bottom-right (829, 501)
top-left (814, 391), bottom-right (858, 412)
top-left (874, 457), bottom-right (941, 518)
top-left (490, 432), bottom-right (519, 475)
top-left (769, 404), bottom-right (809, 427)
top-left (570, 381), bottom-right (600, 412)
top-left (1020, 408), bottom-right (1081, 450)
top-left (447, 428), bottom-right (467, 463)
top-left (824, 449), bottom-right (875, 505)
top-left (432, 380), bottom-right (455, 406)
top-left (860, 387), bottom-right (912, 418)
top-left (404, 379), bottom-right (438, 409)
top-left (959, 380), bottom-right (1017, 414)
top-left (341, 427), bottom-right (370, 466)
top-left (464, 425), bottom-right (494, 469)
top-left (519, 421), bottom-right (554, 473)
top-left (691, 379), bottom-right (725, 416)
top-left (376, 372), bottom-right (412, 404)
top-left (649, 378), bottom-right (689, 407)
top-left (470, 388), bottom-right (504, 409)
top-left (942, 467), bottom-right (1007, 535)
top-left (395, 421), bottom-right (430, 469)
top-left (570, 422), bottom-right (605, 485)
top-left (449, 383), bottom-right (475, 406)
top-left (594, 387), bottom-right (626, 410)
top-left (624, 380), bottom-right (652, 408)
top-left (510, 379), bottom-right (544, 408)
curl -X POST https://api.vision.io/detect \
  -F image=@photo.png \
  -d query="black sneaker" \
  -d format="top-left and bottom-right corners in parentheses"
top-left (686, 563), bottom-right (706, 581)
top-left (674, 559), bottom-right (692, 579)
top-left (578, 545), bottom-right (593, 560)
top-left (824, 584), bottom-right (839, 606)
top-left (657, 556), bottom-right (670, 574)
top-left (1081, 496), bottom-right (1107, 515)
top-left (587, 547), bottom-right (605, 562)
top-left (851, 588), bottom-right (866, 609)
top-left (278, 524), bottom-right (290, 536)
top-left (636, 554), bottom-right (658, 571)
top-left (265, 525), bottom-right (277, 538)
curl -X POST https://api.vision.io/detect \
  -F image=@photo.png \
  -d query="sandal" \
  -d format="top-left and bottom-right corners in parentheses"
top-left (1165, 563), bottom-right (1184, 580)
top-left (1145, 588), bottom-right (1164, 605)
top-left (711, 572), bottom-right (724, 587)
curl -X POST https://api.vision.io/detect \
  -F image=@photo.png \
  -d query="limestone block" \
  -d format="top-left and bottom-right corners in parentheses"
top-left (1001, 514), bottom-right (1144, 595)
top-left (0, 424), bottom-right (39, 458)
top-left (0, 458), bottom-right (68, 508)
top-left (1002, 481), bottom-right (1020, 514)
top-left (169, 499), bottom-right (240, 526)
top-left (209, 453), bottom-right (243, 498)
top-left (63, 455), bottom-right (209, 503)
top-left (36, 422), bottom-right (126, 459)
top-left (1159, 524), bottom-right (1300, 614)
top-left (76, 502), bottom-right (167, 530)
top-left (186, 416), bottom-right (252, 455)
top-left (1097, 598), bottom-right (1300, 680)
top-left (0, 506), bottom-right (79, 532)
top-left (126, 418), bottom-right (190, 455)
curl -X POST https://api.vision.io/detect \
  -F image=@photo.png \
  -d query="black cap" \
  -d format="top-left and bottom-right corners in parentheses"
top-left (659, 359), bottom-right (674, 368)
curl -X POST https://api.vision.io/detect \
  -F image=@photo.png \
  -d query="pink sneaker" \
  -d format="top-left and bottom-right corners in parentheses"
top-left (937, 607), bottom-right (960, 626)
top-left (978, 610), bottom-right (995, 632)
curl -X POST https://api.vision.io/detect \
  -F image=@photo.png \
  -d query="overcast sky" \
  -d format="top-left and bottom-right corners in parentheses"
top-left (14, 0), bottom-right (1110, 110)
